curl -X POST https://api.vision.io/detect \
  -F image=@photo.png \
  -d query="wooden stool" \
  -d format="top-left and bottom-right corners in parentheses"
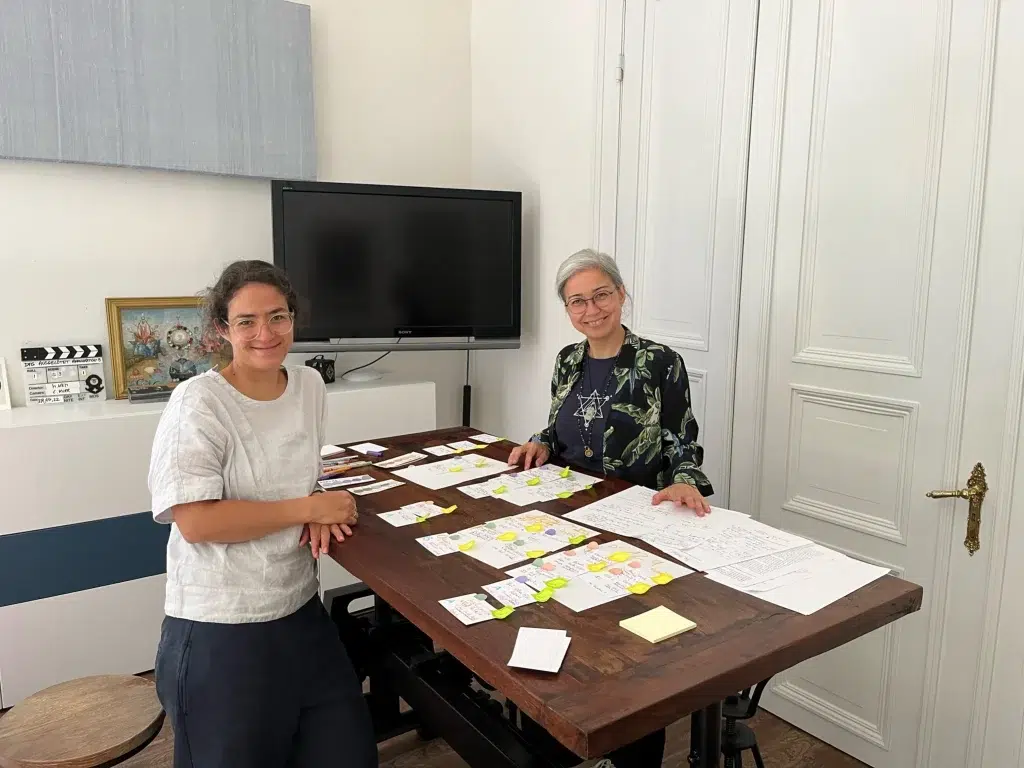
top-left (0, 675), bottom-right (164, 768)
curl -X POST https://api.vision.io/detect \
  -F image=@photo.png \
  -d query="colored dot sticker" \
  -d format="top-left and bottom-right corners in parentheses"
top-left (474, 593), bottom-right (488, 600)
top-left (532, 558), bottom-right (545, 566)
top-left (627, 583), bottom-right (651, 595)
top-left (526, 477), bottom-right (541, 486)
top-left (498, 532), bottom-right (517, 542)
top-left (513, 539), bottom-right (525, 546)
top-left (568, 534), bottom-right (586, 545)
top-left (563, 549), bottom-right (578, 557)
top-left (587, 562), bottom-right (606, 572)
top-left (556, 491), bottom-right (574, 499)
top-left (515, 575), bottom-right (531, 584)
top-left (458, 540), bottom-right (475, 552)
top-left (485, 522), bottom-right (497, 529)
top-left (545, 577), bottom-right (569, 589)
top-left (652, 573), bottom-right (674, 585)
top-left (493, 485), bottom-right (508, 494)
top-left (559, 467), bottom-right (571, 478)
top-left (533, 588), bottom-right (554, 602)
top-left (608, 567), bottom-right (624, 576)
top-left (525, 550), bottom-right (545, 559)
top-left (442, 505), bottom-right (457, 514)
top-left (525, 523), bottom-right (544, 533)
top-left (541, 563), bottom-right (556, 572)
top-left (628, 561), bottom-right (642, 569)
top-left (449, 534), bottom-right (461, 541)
top-left (586, 541), bottom-right (600, 550)
top-left (609, 552), bottom-right (631, 563)
top-left (491, 606), bottom-right (515, 619)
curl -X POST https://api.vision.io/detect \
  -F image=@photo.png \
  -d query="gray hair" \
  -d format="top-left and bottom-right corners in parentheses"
top-left (554, 249), bottom-right (626, 301)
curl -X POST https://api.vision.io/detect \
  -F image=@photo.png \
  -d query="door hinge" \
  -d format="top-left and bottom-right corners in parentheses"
top-left (615, 54), bottom-right (625, 82)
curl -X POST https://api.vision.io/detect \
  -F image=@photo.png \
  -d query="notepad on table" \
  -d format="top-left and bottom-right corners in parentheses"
top-left (619, 606), bottom-right (696, 643)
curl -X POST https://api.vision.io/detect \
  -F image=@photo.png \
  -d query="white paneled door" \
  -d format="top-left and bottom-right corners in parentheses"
top-left (730, 2), bottom-right (1024, 767)
top-left (612, 0), bottom-right (758, 505)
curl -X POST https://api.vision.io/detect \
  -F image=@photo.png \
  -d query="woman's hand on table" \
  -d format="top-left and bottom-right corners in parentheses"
top-left (652, 482), bottom-right (711, 516)
top-left (508, 441), bottom-right (550, 469)
top-left (300, 522), bottom-right (352, 558)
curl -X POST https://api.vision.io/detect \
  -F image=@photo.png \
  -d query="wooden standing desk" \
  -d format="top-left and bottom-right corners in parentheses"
top-left (328, 427), bottom-right (923, 768)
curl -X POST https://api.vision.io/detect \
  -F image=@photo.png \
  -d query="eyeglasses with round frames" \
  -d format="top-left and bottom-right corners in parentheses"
top-left (226, 311), bottom-right (294, 341)
top-left (565, 289), bottom-right (618, 315)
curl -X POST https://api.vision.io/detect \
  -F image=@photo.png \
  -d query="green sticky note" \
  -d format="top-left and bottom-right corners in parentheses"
top-left (526, 477), bottom-right (541, 486)
top-left (568, 534), bottom-right (586, 545)
top-left (415, 515), bottom-right (427, 523)
top-left (525, 549), bottom-right (546, 559)
top-left (533, 588), bottom-right (554, 602)
top-left (560, 467), bottom-right (571, 478)
top-left (556, 491), bottom-right (573, 499)
top-left (545, 577), bottom-right (569, 589)
top-left (493, 485), bottom-right (507, 494)
top-left (491, 606), bottom-right (515, 619)
top-left (584, 485), bottom-right (593, 491)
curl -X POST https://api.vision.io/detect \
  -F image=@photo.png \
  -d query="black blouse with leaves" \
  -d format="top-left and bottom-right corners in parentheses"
top-left (531, 327), bottom-right (714, 496)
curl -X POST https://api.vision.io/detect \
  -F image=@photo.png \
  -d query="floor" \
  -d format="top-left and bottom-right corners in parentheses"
top-left (0, 676), bottom-right (866, 768)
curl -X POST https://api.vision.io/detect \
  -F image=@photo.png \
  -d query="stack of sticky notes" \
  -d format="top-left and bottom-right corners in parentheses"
top-left (619, 606), bottom-right (696, 643)
top-left (507, 628), bottom-right (571, 673)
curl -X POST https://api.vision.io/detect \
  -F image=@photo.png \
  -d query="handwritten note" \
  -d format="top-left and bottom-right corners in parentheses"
top-left (439, 593), bottom-right (495, 625)
top-left (482, 578), bottom-right (538, 607)
top-left (350, 479), bottom-right (405, 496)
top-left (318, 474), bottom-right (375, 489)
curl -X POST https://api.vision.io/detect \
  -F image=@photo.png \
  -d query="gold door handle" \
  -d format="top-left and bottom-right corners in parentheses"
top-left (927, 462), bottom-right (988, 556)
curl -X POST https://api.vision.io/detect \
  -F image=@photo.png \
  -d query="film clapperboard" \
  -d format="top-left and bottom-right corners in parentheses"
top-left (21, 345), bottom-right (105, 406)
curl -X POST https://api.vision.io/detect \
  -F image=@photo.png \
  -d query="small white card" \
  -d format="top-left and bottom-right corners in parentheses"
top-left (448, 440), bottom-right (486, 451)
top-left (417, 533), bottom-right (459, 556)
top-left (375, 452), bottom-right (428, 469)
top-left (469, 433), bottom-right (503, 444)
top-left (482, 578), bottom-right (537, 608)
top-left (349, 442), bottom-right (388, 455)
top-left (319, 474), bottom-right (375, 489)
top-left (439, 593), bottom-right (495, 625)
top-left (321, 444), bottom-right (345, 457)
top-left (378, 501), bottom-right (445, 527)
top-left (351, 479), bottom-right (405, 495)
top-left (508, 628), bottom-right (571, 673)
top-left (425, 445), bottom-right (458, 456)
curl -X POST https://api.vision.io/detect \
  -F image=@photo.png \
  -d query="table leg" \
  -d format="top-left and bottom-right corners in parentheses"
top-left (687, 702), bottom-right (722, 768)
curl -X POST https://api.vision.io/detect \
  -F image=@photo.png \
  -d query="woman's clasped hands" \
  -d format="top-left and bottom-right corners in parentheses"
top-left (300, 489), bottom-right (360, 558)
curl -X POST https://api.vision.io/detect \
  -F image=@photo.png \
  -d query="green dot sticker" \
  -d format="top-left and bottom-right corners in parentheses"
top-left (491, 606), bottom-right (514, 619)
top-left (485, 522), bottom-right (497, 529)
top-left (545, 577), bottom-right (569, 589)
top-left (526, 477), bottom-right (541, 486)
top-left (533, 588), bottom-right (554, 602)
top-left (474, 593), bottom-right (488, 600)
top-left (532, 558), bottom-right (545, 566)
top-left (560, 467), bottom-right (571, 478)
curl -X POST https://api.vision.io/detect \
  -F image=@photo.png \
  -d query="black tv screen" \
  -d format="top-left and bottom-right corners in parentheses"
top-left (271, 181), bottom-right (522, 340)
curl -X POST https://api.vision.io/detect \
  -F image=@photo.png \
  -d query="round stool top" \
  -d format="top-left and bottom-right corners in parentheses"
top-left (0, 675), bottom-right (164, 768)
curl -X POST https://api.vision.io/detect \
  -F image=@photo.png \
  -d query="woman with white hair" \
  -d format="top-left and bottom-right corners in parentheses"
top-left (508, 249), bottom-right (714, 768)
top-left (509, 248), bottom-right (713, 510)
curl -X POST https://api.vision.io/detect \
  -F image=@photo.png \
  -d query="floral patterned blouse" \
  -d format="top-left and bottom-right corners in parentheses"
top-left (531, 327), bottom-right (714, 495)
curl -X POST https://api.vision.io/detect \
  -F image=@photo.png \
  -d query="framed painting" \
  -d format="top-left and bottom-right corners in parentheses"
top-left (105, 297), bottom-right (225, 400)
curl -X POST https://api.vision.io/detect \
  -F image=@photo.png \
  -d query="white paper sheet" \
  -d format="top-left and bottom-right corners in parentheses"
top-left (439, 593), bottom-right (495, 625)
top-left (318, 474), bottom-right (375, 489)
top-left (416, 533), bottom-right (459, 556)
top-left (449, 510), bottom-right (600, 568)
top-left (508, 628), bottom-right (571, 673)
top-left (424, 445), bottom-right (458, 457)
top-left (704, 543), bottom-right (843, 589)
top-left (393, 455), bottom-right (510, 490)
top-left (672, 520), bottom-right (810, 572)
top-left (374, 452), bottom-right (428, 469)
top-left (349, 442), bottom-right (388, 455)
top-left (377, 501), bottom-right (445, 527)
top-left (447, 440), bottom-right (487, 451)
top-left (482, 578), bottom-right (538, 607)
top-left (459, 466), bottom-right (603, 507)
top-left (469, 433), bottom-right (503, 444)
top-left (564, 484), bottom-right (724, 538)
top-left (321, 444), bottom-right (345, 457)
top-left (350, 479), bottom-right (405, 495)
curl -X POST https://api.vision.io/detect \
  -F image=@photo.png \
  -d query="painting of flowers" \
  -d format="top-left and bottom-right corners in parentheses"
top-left (105, 297), bottom-right (225, 399)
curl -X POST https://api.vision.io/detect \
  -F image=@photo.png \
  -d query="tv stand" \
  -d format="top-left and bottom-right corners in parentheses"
top-left (342, 368), bottom-right (384, 383)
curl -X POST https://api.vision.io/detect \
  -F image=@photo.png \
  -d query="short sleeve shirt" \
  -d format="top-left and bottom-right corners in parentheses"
top-left (148, 365), bottom-right (326, 624)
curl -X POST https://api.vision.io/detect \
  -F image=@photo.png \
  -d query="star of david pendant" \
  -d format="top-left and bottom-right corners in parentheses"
top-left (584, 447), bottom-right (594, 458)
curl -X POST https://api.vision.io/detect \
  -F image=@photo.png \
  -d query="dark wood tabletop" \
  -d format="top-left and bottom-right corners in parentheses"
top-left (328, 427), bottom-right (923, 759)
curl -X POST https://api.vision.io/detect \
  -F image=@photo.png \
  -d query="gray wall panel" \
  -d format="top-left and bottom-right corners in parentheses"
top-left (0, 0), bottom-right (316, 179)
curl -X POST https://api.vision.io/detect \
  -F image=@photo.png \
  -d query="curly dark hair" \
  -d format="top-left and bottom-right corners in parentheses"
top-left (201, 260), bottom-right (300, 354)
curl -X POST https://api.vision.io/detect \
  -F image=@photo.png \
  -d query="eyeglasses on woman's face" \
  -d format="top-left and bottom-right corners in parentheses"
top-left (565, 288), bottom-right (619, 315)
top-left (226, 311), bottom-right (294, 341)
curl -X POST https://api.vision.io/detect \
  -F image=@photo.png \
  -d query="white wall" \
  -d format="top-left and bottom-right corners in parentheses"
top-left (469, 0), bottom-right (603, 442)
top-left (0, 0), bottom-right (472, 426)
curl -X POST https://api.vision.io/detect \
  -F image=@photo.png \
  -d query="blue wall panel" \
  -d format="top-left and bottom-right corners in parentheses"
top-left (0, 0), bottom-right (316, 179)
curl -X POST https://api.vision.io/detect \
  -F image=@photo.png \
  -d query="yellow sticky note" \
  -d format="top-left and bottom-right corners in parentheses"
top-left (498, 532), bottom-right (517, 542)
top-left (525, 549), bottom-right (545, 559)
top-left (556, 491), bottom-right (574, 499)
top-left (652, 572), bottom-right (673, 585)
top-left (568, 534), bottom-right (586, 545)
top-left (458, 540), bottom-right (475, 552)
top-left (526, 477), bottom-right (541, 486)
top-left (493, 485), bottom-right (507, 494)
top-left (533, 587), bottom-right (554, 602)
top-left (474, 460), bottom-right (488, 468)
top-left (584, 485), bottom-right (593, 491)
top-left (449, 466), bottom-right (463, 473)
top-left (492, 606), bottom-right (515, 619)
top-left (525, 523), bottom-right (544, 533)
top-left (415, 515), bottom-right (427, 523)
top-left (619, 606), bottom-right (696, 643)
top-left (609, 552), bottom-right (631, 563)
top-left (587, 562), bottom-right (606, 572)
top-left (627, 583), bottom-right (651, 595)
top-left (442, 505), bottom-right (457, 514)
top-left (472, 444), bottom-right (488, 450)
top-left (545, 577), bottom-right (569, 589)
top-left (559, 467), bottom-right (571, 478)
